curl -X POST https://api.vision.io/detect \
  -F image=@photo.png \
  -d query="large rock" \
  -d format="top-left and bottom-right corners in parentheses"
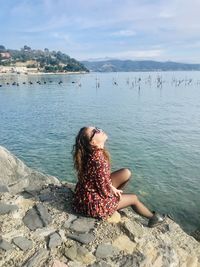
top-left (0, 146), bottom-right (60, 192)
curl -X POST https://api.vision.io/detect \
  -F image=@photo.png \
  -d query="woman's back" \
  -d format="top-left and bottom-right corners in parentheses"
top-left (73, 147), bottom-right (119, 219)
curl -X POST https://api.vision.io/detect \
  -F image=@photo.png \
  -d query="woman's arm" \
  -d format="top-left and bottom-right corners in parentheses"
top-left (110, 184), bottom-right (123, 199)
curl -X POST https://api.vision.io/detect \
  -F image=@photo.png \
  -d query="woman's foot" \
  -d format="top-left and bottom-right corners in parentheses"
top-left (148, 212), bottom-right (166, 228)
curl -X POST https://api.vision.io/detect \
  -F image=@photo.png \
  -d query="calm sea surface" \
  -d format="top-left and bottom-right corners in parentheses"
top-left (0, 71), bottom-right (200, 232)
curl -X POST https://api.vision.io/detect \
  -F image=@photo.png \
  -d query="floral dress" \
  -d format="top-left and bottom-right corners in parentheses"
top-left (73, 148), bottom-right (120, 219)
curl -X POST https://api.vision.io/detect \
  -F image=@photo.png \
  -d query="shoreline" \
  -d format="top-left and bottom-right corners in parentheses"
top-left (0, 66), bottom-right (89, 76)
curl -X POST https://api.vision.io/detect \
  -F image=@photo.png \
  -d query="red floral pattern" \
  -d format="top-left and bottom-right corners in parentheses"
top-left (73, 148), bottom-right (119, 219)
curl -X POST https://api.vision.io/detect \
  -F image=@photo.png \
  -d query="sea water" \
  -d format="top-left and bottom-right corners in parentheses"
top-left (0, 71), bottom-right (200, 233)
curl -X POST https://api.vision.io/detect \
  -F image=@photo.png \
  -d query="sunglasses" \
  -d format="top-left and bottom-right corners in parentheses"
top-left (90, 127), bottom-right (102, 141)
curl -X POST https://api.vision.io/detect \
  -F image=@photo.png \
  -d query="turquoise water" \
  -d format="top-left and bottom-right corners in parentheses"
top-left (0, 72), bottom-right (200, 232)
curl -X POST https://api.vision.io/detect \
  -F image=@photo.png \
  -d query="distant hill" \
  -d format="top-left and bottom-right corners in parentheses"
top-left (0, 45), bottom-right (89, 73)
top-left (81, 59), bottom-right (200, 72)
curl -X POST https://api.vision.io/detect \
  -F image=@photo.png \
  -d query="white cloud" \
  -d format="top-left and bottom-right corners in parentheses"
top-left (111, 49), bottom-right (164, 60)
top-left (111, 30), bottom-right (136, 37)
top-left (78, 49), bottom-right (164, 61)
top-left (2, 0), bottom-right (200, 62)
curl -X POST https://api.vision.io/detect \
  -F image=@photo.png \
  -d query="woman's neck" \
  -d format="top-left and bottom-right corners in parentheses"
top-left (92, 144), bottom-right (104, 150)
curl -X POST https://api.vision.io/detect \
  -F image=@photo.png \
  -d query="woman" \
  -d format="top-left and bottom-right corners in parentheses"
top-left (72, 126), bottom-right (165, 227)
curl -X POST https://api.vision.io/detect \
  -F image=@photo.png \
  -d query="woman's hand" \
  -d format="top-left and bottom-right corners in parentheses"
top-left (110, 185), bottom-right (123, 199)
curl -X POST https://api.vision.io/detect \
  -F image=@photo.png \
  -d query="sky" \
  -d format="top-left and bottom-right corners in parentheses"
top-left (1, 0), bottom-right (200, 63)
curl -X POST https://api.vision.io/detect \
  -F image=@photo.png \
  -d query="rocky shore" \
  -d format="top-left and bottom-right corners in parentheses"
top-left (0, 145), bottom-right (200, 267)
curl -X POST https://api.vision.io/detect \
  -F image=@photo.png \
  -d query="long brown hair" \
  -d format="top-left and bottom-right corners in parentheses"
top-left (72, 127), bottom-right (110, 180)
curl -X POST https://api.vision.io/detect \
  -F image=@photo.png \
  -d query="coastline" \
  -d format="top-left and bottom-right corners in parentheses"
top-left (0, 66), bottom-right (88, 76)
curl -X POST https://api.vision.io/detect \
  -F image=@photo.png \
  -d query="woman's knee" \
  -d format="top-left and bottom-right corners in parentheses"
top-left (123, 168), bottom-right (132, 180)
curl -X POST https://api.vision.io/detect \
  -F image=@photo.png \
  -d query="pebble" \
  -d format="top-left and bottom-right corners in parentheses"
top-left (48, 232), bottom-right (62, 249)
top-left (36, 203), bottom-right (53, 225)
top-left (12, 236), bottom-right (33, 251)
top-left (0, 203), bottom-right (18, 215)
top-left (22, 248), bottom-right (49, 267)
top-left (63, 214), bottom-right (77, 228)
top-left (39, 192), bottom-right (56, 202)
top-left (0, 239), bottom-right (13, 251)
top-left (112, 234), bottom-right (136, 253)
top-left (22, 203), bottom-right (52, 230)
top-left (67, 233), bottom-right (95, 244)
top-left (69, 217), bottom-right (96, 233)
top-left (0, 185), bottom-right (9, 193)
top-left (76, 246), bottom-right (96, 265)
top-left (64, 244), bottom-right (78, 261)
top-left (52, 259), bottom-right (68, 267)
top-left (90, 262), bottom-right (112, 267)
top-left (23, 206), bottom-right (44, 230)
top-left (95, 244), bottom-right (119, 259)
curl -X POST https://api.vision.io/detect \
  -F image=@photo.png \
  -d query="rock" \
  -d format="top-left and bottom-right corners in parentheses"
top-left (64, 244), bottom-right (78, 261)
top-left (39, 192), bottom-right (56, 202)
top-left (76, 246), bottom-right (96, 265)
top-left (138, 242), bottom-right (159, 265)
top-left (107, 211), bottom-right (121, 224)
top-left (24, 186), bottom-right (41, 197)
top-left (119, 251), bottom-right (146, 267)
top-left (23, 207), bottom-right (43, 230)
top-left (0, 145), bottom-right (61, 191)
top-left (95, 244), bottom-right (119, 259)
top-left (23, 204), bottom-right (52, 230)
top-left (22, 248), bottom-right (49, 267)
top-left (112, 234), bottom-right (137, 253)
top-left (0, 185), bottom-right (9, 193)
top-left (26, 172), bottom-right (61, 190)
top-left (122, 218), bottom-right (145, 241)
top-left (69, 217), bottom-right (96, 233)
top-left (36, 203), bottom-right (52, 226)
top-left (64, 245), bottom-right (96, 265)
top-left (62, 182), bottom-right (76, 192)
top-left (12, 236), bottom-right (33, 251)
top-left (0, 203), bottom-right (18, 215)
top-left (157, 243), bottom-right (179, 267)
top-left (185, 256), bottom-right (199, 267)
top-left (192, 229), bottom-right (200, 242)
top-left (63, 214), bottom-right (78, 228)
top-left (68, 261), bottom-right (86, 267)
top-left (2, 230), bottom-right (25, 240)
top-left (33, 227), bottom-right (57, 238)
top-left (58, 229), bottom-right (67, 242)
top-left (52, 259), bottom-right (68, 267)
top-left (0, 238), bottom-right (13, 251)
top-left (67, 233), bottom-right (95, 244)
top-left (48, 232), bottom-right (62, 249)
top-left (8, 178), bottom-right (29, 194)
top-left (90, 261), bottom-right (112, 267)
top-left (55, 186), bottom-right (72, 194)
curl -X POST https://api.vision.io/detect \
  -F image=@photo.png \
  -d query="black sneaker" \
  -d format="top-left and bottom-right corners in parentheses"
top-left (148, 212), bottom-right (166, 228)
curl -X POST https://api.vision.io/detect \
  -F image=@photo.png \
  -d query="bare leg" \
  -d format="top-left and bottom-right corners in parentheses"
top-left (111, 168), bottom-right (131, 190)
top-left (117, 193), bottom-right (153, 219)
